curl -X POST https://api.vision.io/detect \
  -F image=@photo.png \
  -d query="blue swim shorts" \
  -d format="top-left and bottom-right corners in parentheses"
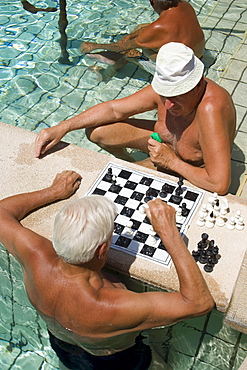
top-left (48, 331), bottom-right (152, 370)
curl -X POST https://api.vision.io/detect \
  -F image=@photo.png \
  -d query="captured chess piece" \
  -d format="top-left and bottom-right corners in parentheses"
top-left (196, 211), bottom-right (206, 227)
top-left (226, 216), bottom-right (235, 230)
top-left (235, 216), bottom-right (244, 231)
top-left (205, 211), bottom-right (215, 229)
top-left (191, 233), bottom-right (220, 273)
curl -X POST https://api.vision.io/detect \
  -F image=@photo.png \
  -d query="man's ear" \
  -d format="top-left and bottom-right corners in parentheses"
top-left (96, 242), bottom-right (107, 260)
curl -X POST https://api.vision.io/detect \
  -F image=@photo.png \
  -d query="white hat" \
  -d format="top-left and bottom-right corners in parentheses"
top-left (151, 42), bottom-right (204, 97)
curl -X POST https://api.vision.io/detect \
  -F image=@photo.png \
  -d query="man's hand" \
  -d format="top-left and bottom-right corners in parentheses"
top-left (145, 198), bottom-right (179, 243)
top-left (50, 171), bottom-right (82, 201)
top-left (148, 138), bottom-right (178, 170)
top-left (80, 42), bottom-right (98, 54)
top-left (35, 126), bottom-right (66, 157)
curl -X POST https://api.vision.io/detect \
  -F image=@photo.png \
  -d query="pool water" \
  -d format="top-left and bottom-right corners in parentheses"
top-left (0, 0), bottom-right (247, 369)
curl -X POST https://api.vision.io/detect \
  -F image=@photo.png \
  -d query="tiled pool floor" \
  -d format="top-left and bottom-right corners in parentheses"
top-left (0, 0), bottom-right (247, 369)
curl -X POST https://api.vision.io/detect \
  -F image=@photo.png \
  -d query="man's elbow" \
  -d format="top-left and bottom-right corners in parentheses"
top-left (214, 180), bottom-right (230, 196)
top-left (209, 175), bottom-right (230, 196)
top-left (194, 294), bottom-right (215, 317)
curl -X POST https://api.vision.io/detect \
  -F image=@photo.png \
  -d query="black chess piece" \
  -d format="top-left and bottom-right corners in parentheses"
top-left (192, 250), bottom-right (200, 262)
top-left (105, 167), bottom-right (113, 182)
top-left (175, 184), bottom-right (183, 196)
top-left (204, 263), bottom-right (214, 273)
top-left (109, 180), bottom-right (121, 193)
top-left (181, 202), bottom-right (190, 217)
top-left (199, 250), bottom-right (208, 264)
top-left (201, 233), bottom-right (209, 248)
top-left (159, 184), bottom-right (168, 198)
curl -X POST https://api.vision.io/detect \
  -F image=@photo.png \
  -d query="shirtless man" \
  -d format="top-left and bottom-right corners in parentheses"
top-left (0, 170), bottom-right (214, 369)
top-left (35, 43), bottom-right (236, 195)
top-left (80, 0), bottom-right (205, 77)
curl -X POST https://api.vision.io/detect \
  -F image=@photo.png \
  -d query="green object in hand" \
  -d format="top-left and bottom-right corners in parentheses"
top-left (150, 132), bottom-right (162, 143)
top-left (150, 132), bottom-right (162, 167)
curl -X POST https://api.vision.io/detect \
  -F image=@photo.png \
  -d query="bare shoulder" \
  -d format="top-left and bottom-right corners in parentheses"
top-left (204, 78), bottom-right (233, 102)
top-left (200, 78), bottom-right (235, 118)
top-left (197, 78), bottom-right (236, 138)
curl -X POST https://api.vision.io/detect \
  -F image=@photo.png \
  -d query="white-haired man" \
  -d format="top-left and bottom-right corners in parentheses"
top-left (0, 170), bottom-right (214, 369)
top-left (35, 43), bottom-right (236, 195)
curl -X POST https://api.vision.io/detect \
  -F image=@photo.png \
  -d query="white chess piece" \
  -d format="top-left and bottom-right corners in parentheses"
top-left (234, 210), bottom-right (241, 223)
top-left (213, 201), bottom-right (220, 217)
top-left (196, 211), bottom-right (206, 227)
top-left (124, 220), bottom-right (134, 235)
top-left (207, 193), bottom-right (218, 211)
top-left (148, 227), bottom-right (157, 245)
top-left (206, 198), bottom-right (214, 212)
top-left (235, 216), bottom-right (244, 231)
top-left (176, 208), bottom-right (183, 223)
top-left (205, 212), bottom-right (215, 229)
top-left (226, 216), bottom-right (235, 230)
top-left (200, 204), bottom-right (208, 218)
top-left (215, 208), bottom-right (226, 227)
top-left (219, 205), bottom-right (228, 217)
top-left (222, 198), bottom-right (229, 213)
top-left (139, 203), bottom-right (149, 214)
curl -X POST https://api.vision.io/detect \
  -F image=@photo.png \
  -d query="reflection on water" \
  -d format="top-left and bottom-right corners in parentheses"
top-left (0, 0), bottom-right (247, 368)
top-left (20, 0), bottom-right (57, 14)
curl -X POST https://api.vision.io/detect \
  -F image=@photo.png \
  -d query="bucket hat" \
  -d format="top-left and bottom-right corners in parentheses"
top-left (151, 42), bottom-right (204, 97)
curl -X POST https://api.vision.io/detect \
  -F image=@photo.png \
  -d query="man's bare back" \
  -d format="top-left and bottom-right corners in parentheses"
top-left (0, 171), bottom-right (214, 368)
top-left (80, 0), bottom-right (205, 78)
top-left (136, 0), bottom-right (205, 60)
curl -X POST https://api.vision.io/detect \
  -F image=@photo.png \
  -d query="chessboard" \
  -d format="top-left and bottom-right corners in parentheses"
top-left (86, 162), bottom-right (205, 268)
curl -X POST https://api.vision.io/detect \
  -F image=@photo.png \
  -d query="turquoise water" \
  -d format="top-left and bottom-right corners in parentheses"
top-left (0, 0), bottom-right (247, 369)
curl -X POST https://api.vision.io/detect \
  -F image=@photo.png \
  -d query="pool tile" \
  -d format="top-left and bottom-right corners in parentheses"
top-left (166, 321), bottom-right (202, 357)
top-left (197, 334), bottom-right (235, 368)
top-left (0, 342), bottom-right (21, 369)
top-left (232, 82), bottom-right (247, 107)
top-left (239, 333), bottom-right (247, 350)
top-left (232, 348), bottom-right (247, 370)
top-left (192, 359), bottom-right (220, 369)
top-left (232, 132), bottom-right (247, 162)
top-left (234, 104), bottom-right (247, 131)
top-left (206, 310), bottom-right (241, 344)
top-left (168, 351), bottom-right (195, 369)
top-left (229, 160), bottom-right (247, 195)
top-left (223, 60), bottom-right (246, 81)
top-left (219, 77), bottom-right (238, 95)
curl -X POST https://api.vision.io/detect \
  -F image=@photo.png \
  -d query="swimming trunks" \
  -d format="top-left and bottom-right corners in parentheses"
top-left (49, 331), bottom-right (152, 370)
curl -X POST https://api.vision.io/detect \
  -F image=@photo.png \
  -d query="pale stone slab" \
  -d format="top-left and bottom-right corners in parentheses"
top-left (0, 122), bottom-right (247, 331)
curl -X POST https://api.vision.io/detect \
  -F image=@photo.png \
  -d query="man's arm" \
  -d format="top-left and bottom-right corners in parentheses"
top-left (86, 199), bottom-right (215, 337)
top-left (80, 22), bottom-right (164, 55)
top-left (0, 171), bottom-right (81, 264)
top-left (34, 86), bottom-right (158, 157)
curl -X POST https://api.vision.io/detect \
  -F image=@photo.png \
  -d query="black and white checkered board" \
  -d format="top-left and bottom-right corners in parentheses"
top-left (86, 162), bottom-right (204, 268)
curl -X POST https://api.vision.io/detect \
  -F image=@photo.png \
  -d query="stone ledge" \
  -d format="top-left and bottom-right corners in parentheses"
top-left (1, 122), bottom-right (247, 332)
